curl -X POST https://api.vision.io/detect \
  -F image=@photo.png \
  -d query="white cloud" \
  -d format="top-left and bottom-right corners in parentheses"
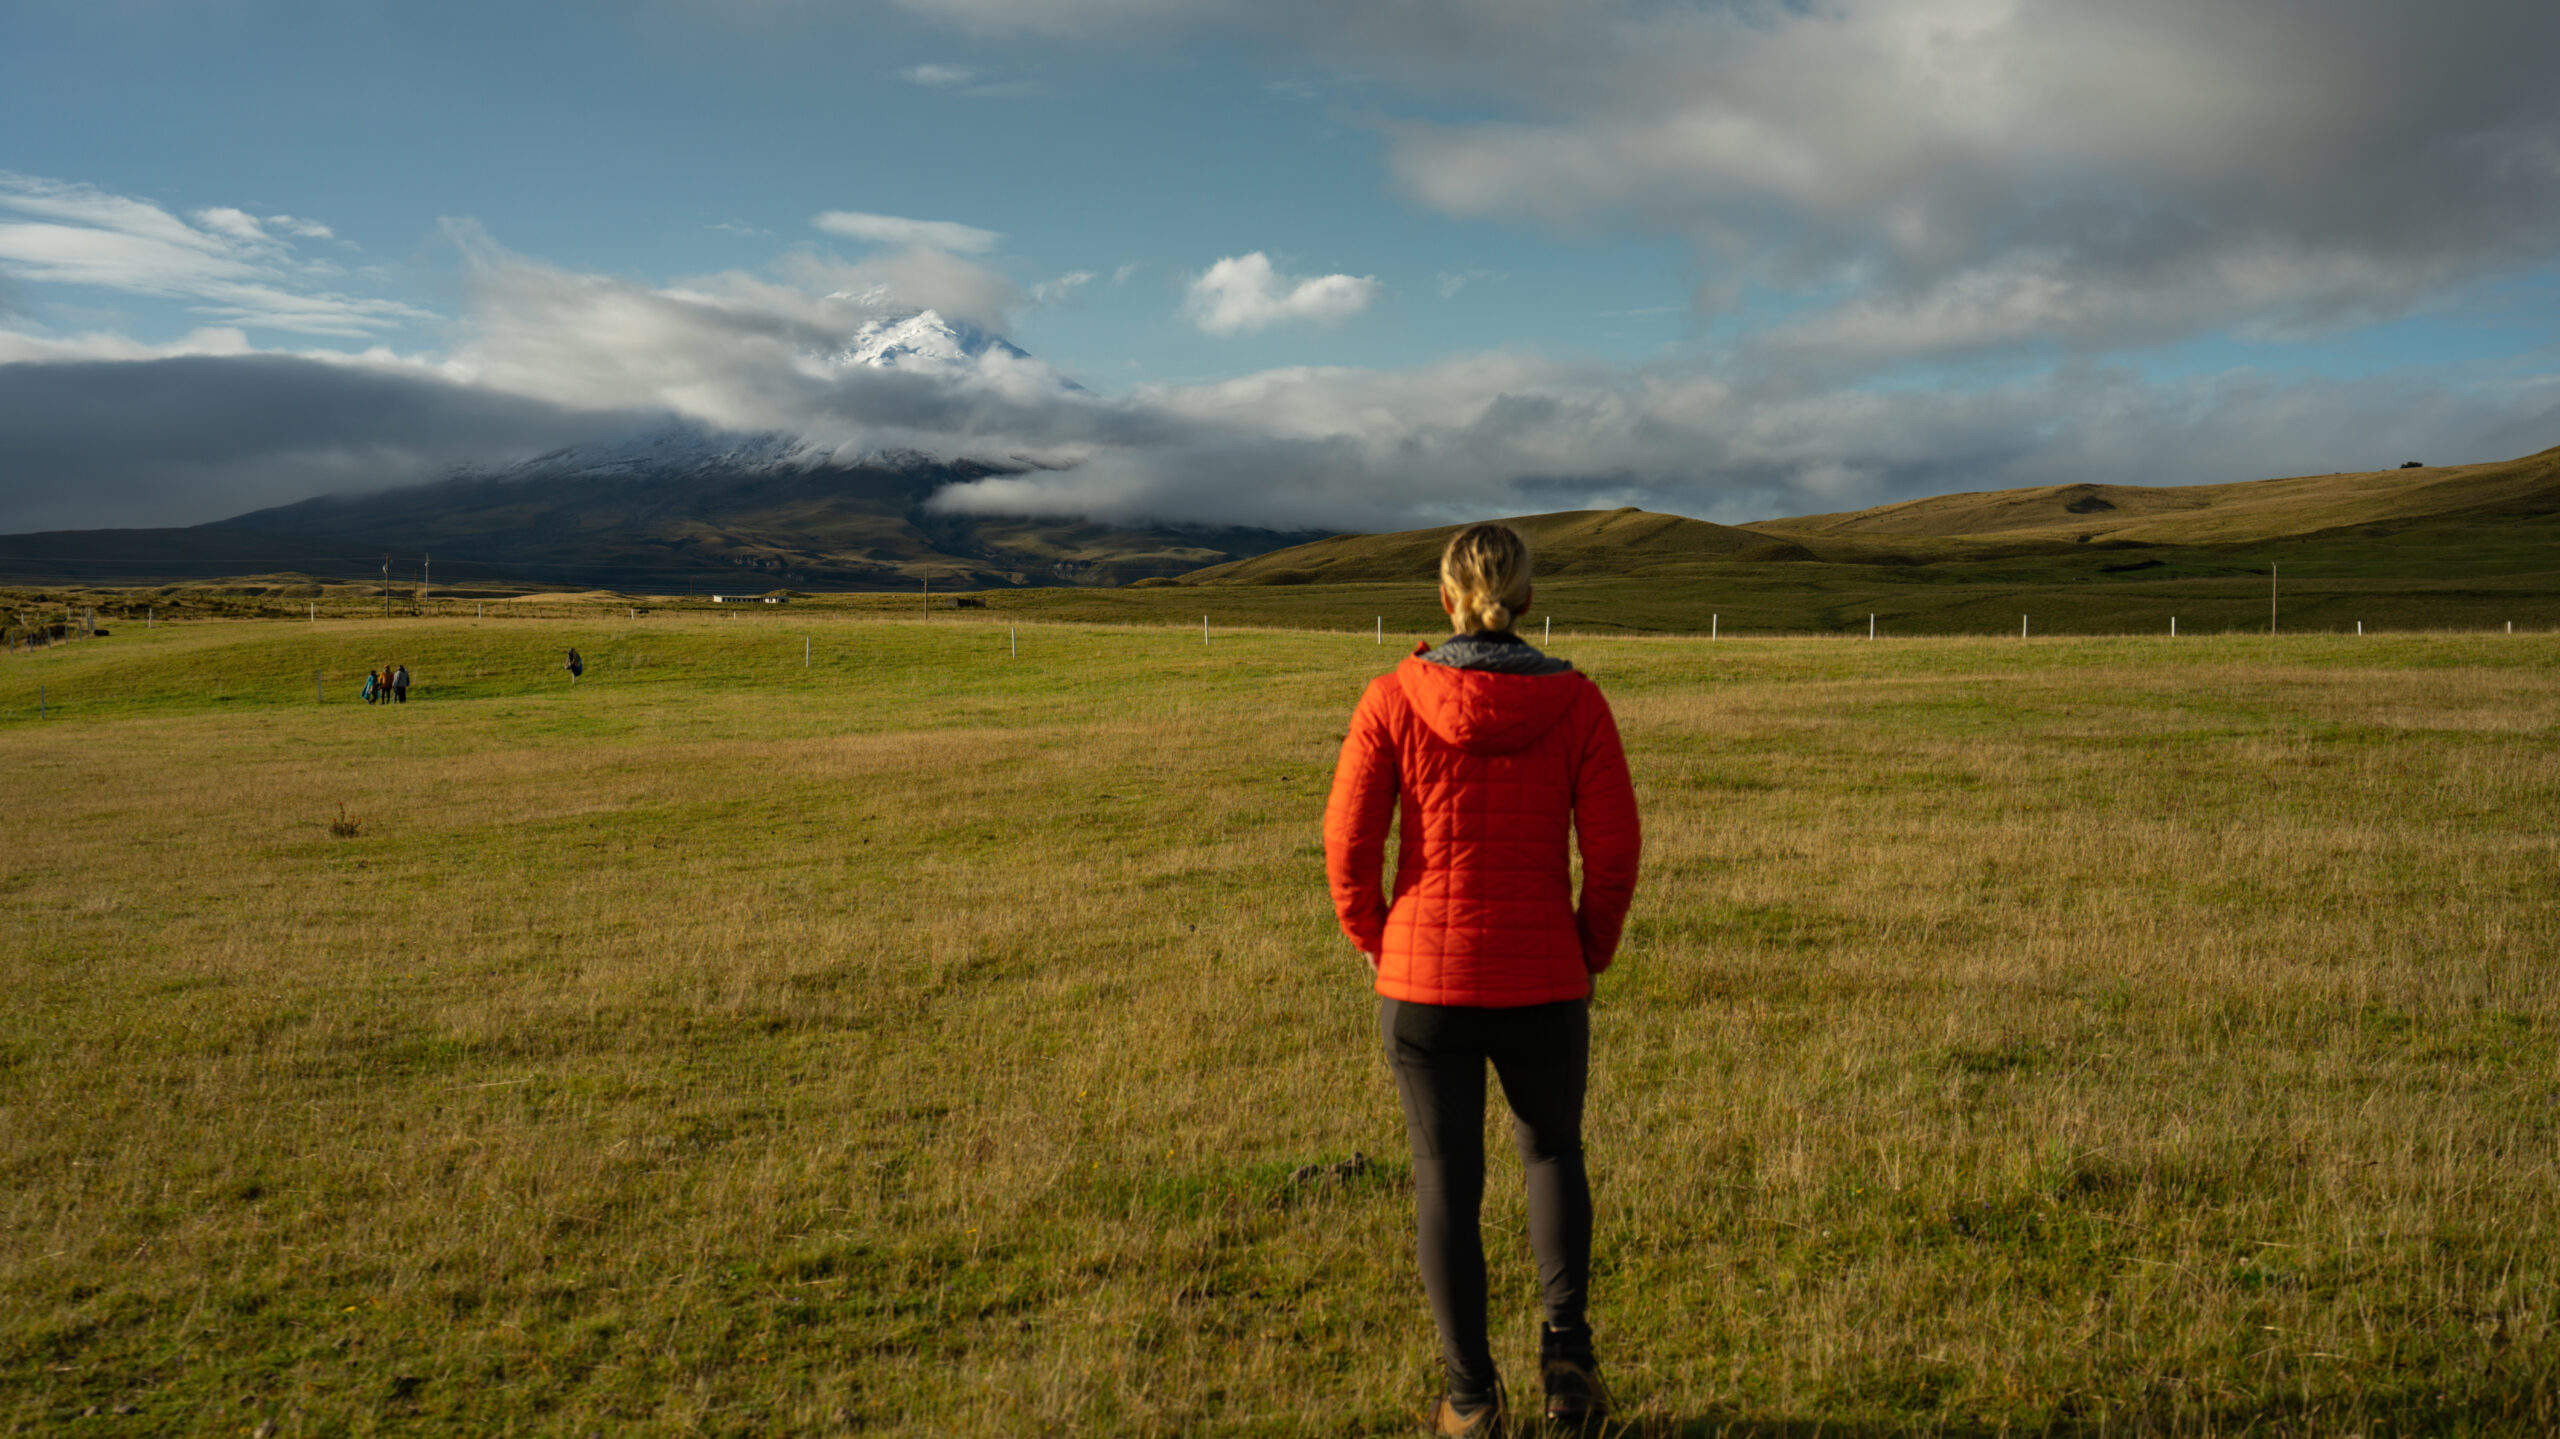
top-left (0, 325), bottom-right (257, 365)
top-left (1182, 252), bottom-right (1381, 335)
top-left (812, 209), bottom-right (1003, 254)
top-left (191, 207), bottom-right (273, 245)
top-left (0, 173), bottom-right (427, 336)
top-left (1436, 269), bottom-right (1500, 299)
top-left (896, 64), bottom-right (1047, 98)
top-left (884, 0), bottom-right (1218, 35)
top-left (1354, 0), bottom-right (2560, 362)
top-left (1030, 270), bottom-right (1096, 304)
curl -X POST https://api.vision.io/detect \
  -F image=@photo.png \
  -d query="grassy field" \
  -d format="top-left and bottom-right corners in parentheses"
top-left (4, 612), bottom-right (2559, 1435)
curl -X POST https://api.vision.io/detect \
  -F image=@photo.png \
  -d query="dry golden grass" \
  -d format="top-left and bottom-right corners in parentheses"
top-left (2, 615), bottom-right (2556, 1435)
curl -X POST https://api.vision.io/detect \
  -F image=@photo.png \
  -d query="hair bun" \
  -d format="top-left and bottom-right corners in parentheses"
top-left (1439, 523), bottom-right (1534, 636)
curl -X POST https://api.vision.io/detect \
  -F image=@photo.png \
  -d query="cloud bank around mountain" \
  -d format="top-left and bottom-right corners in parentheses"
top-left (0, 186), bottom-right (2554, 535)
top-left (3, 212), bottom-right (2550, 535)
top-left (0, 354), bottom-right (644, 533)
top-left (4, 0), bottom-right (2560, 534)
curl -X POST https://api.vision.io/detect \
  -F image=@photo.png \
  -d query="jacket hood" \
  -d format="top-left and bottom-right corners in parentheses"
top-left (1420, 632), bottom-right (1575, 676)
top-left (1395, 647), bottom-right (1586, 754)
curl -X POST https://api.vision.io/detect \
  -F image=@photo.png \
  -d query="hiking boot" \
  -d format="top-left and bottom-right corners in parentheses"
top-left (1539, 1324), bottom-right (1609, 1427)
top-left (1426, 1380), bottom-right (1506, 1437)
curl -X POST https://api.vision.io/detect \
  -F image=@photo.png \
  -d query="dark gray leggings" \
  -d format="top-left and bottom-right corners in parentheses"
top-left (1380, 996), bottom-right (1592, 1398)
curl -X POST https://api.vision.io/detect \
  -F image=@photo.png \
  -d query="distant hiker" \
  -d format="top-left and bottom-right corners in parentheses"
top-left (1325, 522), bottom-right (1640, 1435)
top-left (565, 648), bottom-right (584, 683)
top-left (361, 670), bottom-right (378, 704)
top-left (392, 664), bottom-right (410, 703)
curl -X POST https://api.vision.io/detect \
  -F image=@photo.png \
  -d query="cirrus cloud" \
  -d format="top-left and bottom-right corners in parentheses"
top-left (812, 209), bottom-right (1004, 254)
top-left (0, 172), bottom-right (428, 337)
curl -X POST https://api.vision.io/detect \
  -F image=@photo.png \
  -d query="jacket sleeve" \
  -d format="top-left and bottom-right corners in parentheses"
top-left (1324, 677), bottom-right (1402, 956)
top-left (1570, 683), bottom-right (1642, 973)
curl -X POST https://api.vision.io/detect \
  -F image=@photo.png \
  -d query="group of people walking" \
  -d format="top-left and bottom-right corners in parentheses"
top-left (360, 664), bottom-right (410, 704)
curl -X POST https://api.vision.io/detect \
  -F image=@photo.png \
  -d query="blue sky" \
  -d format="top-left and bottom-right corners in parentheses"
top-left (4, 0), bottom-right (2558, 532)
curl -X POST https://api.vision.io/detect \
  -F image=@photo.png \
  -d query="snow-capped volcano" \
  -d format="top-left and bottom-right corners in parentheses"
top-left (836, 309), bottom-right (1030, 372)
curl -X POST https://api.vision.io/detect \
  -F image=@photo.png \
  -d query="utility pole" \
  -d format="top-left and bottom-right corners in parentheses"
top-left (382, 555), bottom-right (391, 619)
top-left (2271, 563), bottom-right (2278, 636)
top-left (422, 553), bottom-right (430, 615)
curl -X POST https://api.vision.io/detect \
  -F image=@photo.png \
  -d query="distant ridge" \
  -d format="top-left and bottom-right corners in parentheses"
top-left (1742, 444), bottom-right (2560, 553)
top-left (1180, 507), bottom-right (1790, 586)
top-left (1171, 443), bottom-right (2560, 587)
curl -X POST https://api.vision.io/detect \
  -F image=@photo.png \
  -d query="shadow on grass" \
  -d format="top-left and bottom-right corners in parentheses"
top-left (1592, 1379), bottom-right (2560, 1438)
top-left (1602, 1417), bottom-right (2081, 1439)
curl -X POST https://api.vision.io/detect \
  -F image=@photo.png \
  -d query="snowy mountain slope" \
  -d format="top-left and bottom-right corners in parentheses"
top-left (834, 309), bottom-right (1031, 372)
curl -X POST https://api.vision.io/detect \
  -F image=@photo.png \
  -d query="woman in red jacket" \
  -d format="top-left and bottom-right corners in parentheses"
top-left (1325, 522), bottom-right (1641, 1435)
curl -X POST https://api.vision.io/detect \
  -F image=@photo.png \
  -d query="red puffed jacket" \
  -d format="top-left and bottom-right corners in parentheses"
top-left (1325, 644), bottom-right (1641, 1007)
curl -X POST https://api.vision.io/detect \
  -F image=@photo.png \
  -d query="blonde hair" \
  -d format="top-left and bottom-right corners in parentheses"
top-left (1439, 522), bottom-right (1533, 635)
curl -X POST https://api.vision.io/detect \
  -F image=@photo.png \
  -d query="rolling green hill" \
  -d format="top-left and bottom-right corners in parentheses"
top-left (1179, 506), bottom-right (1798, 586)
top-left (1744, 444), bottom-right (2560, 557)
top-left (1123, 443), bottom-right (2560, 636)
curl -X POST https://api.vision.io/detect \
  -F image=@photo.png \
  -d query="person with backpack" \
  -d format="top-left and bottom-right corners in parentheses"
top-left (1325, 522), bottom-right (1642, 1435)
top-left (565, 648), bottom-right (584, 683)
top-left (392, 664), bottom-right (410, 703)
